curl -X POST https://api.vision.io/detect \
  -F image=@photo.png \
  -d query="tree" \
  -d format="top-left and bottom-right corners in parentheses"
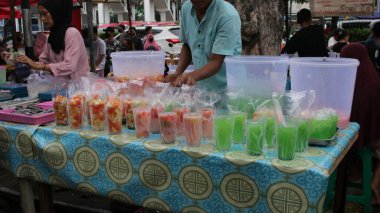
top-left (235, 0), bottom-right (286, 55)
top-left (233, 0), bottom-right (309, 55)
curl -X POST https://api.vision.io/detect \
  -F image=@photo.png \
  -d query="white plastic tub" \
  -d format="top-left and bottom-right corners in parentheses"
top-left (225, 56), bottom-right (289, 97)
top-left (111, 51), bottom-right (165, 79)
top-left (290, 57), bottom-right (359, 128)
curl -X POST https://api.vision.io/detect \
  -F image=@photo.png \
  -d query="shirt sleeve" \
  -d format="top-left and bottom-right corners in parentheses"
top-left (38, 43), bottom-right (50, 64)
top-left (211, 15), bottom-right (241, 56)
top-left (100, 40), bottom-right (106, 55)
top-left (48, 28), bottom-right (87, 77)
top-left (284, 34), bottom-right (299, 54)
top-left (179, 4), bottom-right (188, 44)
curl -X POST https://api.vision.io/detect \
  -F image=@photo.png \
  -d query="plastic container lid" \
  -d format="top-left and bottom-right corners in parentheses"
top-left (290, 57), bottom-right (359, 67)
top-left (225, 55), bottom-right (289, 64)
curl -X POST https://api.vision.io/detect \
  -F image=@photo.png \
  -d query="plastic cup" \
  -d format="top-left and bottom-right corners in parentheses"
top-left (201, 108), bottom-right (215, 139)
top-left (215, 115), bottom-right (235, 151)
top-left (125, 99), bottom-right (134, 129)
top-left (232, 112), bottom-right (247, 144)
top-left (126, 99), bottom-right (148, 130)
top-left (265, 117), bottom-right (276, 149)
top-left (106, 98), bottom-right (123, 134)
top-left (90, 97), bottom-right (106, 131)
top-left (174, 107), bottom-right (190, 137)
top-left (133, 107), bottom-right (151, 138)
top-left (150, 104), bottom-right (164, 134)
top-left (53, 95), bottom-right (68, 126)
top-left (295, 119), bottom-right (310, 153)
top-left (159, 112), bottom-right (177, 144)
top-left (277, 124), bottom-right (298, 161)
top-left (183, 113), bottom-right (202, 147)
top-left (246, 120), bottom-right (266, 156)
top-left (68, 94), bottom-right (84, 129)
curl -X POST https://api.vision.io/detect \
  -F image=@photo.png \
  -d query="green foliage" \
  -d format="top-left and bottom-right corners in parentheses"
top-left (346, 28), bottom-right (371, 42)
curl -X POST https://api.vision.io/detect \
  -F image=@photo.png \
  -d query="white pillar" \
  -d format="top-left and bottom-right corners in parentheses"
top-left (144, 0), bottom-right (155, 22)
top-left (104, 4), bottom-right (110, 24)
top-left (158, 10), bottom-right (167, 22)
top-left (98, 3), bottom-right (110, 25)
top-left (98, 3), bottom-right (104, 25)
top-left (117, 13), bottom-right (124, 23)
top-left (93, 5), bottom-right (97, 25)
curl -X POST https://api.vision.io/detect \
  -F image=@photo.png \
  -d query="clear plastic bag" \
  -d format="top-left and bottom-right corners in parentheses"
top-left (27, 71), bottom-right (54, 98)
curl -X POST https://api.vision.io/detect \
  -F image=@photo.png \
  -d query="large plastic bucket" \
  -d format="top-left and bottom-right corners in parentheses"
top-left (225, 56), bottom-right (289, 97)
top-left (290, 57), bottom-right (359, 128)
top-left (111, 51), bottom-right (165, 79)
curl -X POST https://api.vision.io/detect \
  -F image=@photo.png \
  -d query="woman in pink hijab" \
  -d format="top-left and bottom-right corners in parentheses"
top-left (144, 34), bottom-right (161, 51)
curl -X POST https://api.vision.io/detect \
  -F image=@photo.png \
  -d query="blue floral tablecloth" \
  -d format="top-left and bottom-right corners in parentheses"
top-left (0, 121), bottom-right (359, 213)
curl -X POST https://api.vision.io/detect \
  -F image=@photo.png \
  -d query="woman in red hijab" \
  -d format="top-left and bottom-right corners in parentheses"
top-left (143, 34), bottom-right (161, 51)
top-left (341, 43), bottom-right (380, 204)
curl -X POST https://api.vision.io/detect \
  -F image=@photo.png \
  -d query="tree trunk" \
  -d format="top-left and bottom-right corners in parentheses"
top-left (235, 0), bottom-right (286, 55)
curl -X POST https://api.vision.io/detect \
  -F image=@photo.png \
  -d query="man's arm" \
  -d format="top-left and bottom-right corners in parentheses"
top-left (175, 43), bottom-right (192, 75)
top-left (186, 53), bottom-right (224, 81)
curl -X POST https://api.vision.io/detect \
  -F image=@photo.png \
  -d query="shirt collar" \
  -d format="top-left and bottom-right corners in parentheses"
top-left (190, 0), bottom-right (217, 23)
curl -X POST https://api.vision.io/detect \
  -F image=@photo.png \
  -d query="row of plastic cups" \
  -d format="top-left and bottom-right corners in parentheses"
top-left (213, 114), bottom-right (310, 161)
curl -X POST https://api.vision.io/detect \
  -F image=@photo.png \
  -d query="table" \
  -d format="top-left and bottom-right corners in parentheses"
top-left (0, 121), bottom-right (359, 213)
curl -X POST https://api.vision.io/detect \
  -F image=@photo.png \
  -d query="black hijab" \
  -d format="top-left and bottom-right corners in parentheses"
top-left (38, 0), bottom-right (72, 54)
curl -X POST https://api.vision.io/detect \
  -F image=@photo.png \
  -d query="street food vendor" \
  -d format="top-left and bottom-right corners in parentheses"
top-left (17, 0), bottom-right (89, 79)
top-left (165, 0), bottom-right (242, 90)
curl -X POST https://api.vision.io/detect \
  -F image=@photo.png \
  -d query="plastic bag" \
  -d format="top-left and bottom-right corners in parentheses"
top-left (68, 79), bottom-right (86, 129)
top-left (27, 71), bottom-right (55, 98)
top-left (52, 78), bottom-right (69, 126)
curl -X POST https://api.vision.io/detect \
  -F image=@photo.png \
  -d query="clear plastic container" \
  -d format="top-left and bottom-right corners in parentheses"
top-left (290, 58), bottom-right (359, 129)
top-left (111, 51), bottom-right (165, 79)
top-left (225, 56), bottom-right (289, 97)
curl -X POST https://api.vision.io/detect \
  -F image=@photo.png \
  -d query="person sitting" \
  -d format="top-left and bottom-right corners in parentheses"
top-left (284, 8), bottom-right (328, 57)
top-left (340, 43), bottom-right (380, 205)
top-left (332, 29), bottom-right (349, 53)
top-left (144, 34), bottom-right (161, 51)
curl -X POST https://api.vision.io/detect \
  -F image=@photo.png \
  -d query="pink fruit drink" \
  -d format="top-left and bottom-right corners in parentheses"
top-left (159, 112), bottom-right (177, 144)
top-left (183, 113), bottom-right (202, 147)
top-left (201, 108), bottom-right (215, 139)
top-left (150, 104), bottom-right (164, 134)
top-left (174, 107), bottom-right (190, 136)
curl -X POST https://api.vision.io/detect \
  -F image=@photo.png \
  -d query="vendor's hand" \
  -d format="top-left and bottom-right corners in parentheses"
top-left (164, 73), bottom-right (180, 83)
top-left (171, 73), bottom-right (196, 87)
top-left (16, 55), bottom-right (40, 70)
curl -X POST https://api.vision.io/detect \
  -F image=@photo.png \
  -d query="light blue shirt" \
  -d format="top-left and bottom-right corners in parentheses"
top-left (179, 0), bottom-right (242, 90)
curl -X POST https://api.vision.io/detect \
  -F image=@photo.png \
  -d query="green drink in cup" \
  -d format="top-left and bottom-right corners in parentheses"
top-left (277, 124), bottom-right (298, 161)
top-left (215, 115), bottom-right (235, 151)
top-left (265, 117), bottom-right (276, 149)
top-left (295, 119), bottom-right (310, 153)
top-left (246, 120), bottom-right (266, 156)
top-left (232, 112), bottom-right (247, 144)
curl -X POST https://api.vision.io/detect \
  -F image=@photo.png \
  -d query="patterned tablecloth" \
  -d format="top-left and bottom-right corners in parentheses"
top-left (0, 121), bottom-right (359, 213)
